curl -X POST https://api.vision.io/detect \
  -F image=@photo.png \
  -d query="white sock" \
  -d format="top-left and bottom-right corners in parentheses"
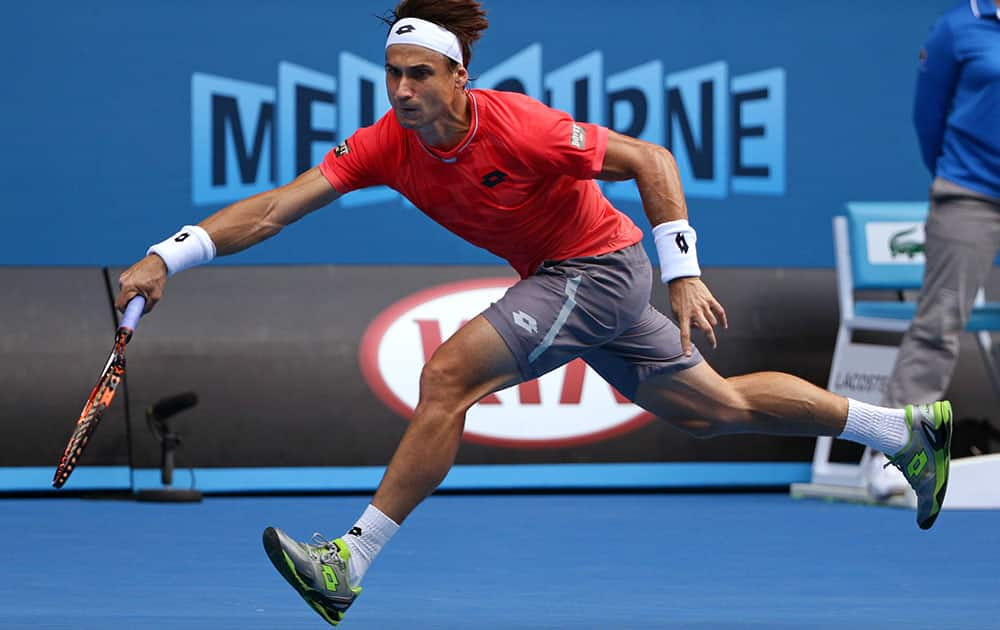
top-left (341, 504), bottom-right (399, 585)
top-left (839, 398), bottom-right (909, 456)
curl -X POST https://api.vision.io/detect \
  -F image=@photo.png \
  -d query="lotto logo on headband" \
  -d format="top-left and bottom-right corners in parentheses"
top-left (395, 25), bottom-right (414, 35)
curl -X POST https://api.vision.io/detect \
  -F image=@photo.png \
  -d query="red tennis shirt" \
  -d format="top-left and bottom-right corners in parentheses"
top-left (319, 88), bottom-right (643, 278)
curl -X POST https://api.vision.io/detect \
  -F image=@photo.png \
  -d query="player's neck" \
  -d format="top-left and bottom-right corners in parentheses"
top-left (416, 90), bottom-right (471, 151)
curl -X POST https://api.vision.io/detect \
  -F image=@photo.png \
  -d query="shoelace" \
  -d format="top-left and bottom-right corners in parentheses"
top-left (310, 533), bottom-right (344, 566)
top-left (883, 452), bottom-right (910, 474)
top-left (883, 453), bottom-right (922, 489)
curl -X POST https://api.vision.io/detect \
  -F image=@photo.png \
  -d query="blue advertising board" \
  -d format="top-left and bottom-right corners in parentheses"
top-left (2, 0), bottom-right (953, 267)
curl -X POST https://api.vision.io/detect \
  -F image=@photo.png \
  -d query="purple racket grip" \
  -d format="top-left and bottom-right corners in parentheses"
top-left (119, 296), bottom-right (146, 335)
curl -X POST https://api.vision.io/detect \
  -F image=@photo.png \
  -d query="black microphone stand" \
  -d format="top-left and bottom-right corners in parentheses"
top-left (135, 392), bottom-right (203, 503)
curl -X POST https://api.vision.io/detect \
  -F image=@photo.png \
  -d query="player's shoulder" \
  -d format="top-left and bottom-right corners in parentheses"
top-left (473, 88), bottom-right (551, 115)
top-left (371, 107), bottom-right (404, 135)
top-left (472, 88), bottom-right (564, 135)
top-left (351, 108), bottom-right (404, 148)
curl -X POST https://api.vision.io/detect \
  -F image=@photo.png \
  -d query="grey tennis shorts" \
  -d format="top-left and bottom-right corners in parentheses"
top-left (482, 242), bottom-right (703, 400)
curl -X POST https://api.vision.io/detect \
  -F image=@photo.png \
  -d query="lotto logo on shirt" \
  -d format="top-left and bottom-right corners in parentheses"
top-left (191, 45), bottom-right (785, 206)
top-left (359, 278), bottom-right (654, 448)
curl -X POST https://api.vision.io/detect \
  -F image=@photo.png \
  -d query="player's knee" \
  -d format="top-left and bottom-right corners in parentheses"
top-left (416, 358), bottom-right (472, 416)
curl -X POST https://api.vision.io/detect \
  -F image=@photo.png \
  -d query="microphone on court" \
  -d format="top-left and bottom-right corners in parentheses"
top-left (149, 392), bottom-right (199, 423)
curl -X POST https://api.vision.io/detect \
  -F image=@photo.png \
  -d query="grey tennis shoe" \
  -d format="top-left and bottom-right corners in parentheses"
top-left (263, 527), bottom-right (361, 626)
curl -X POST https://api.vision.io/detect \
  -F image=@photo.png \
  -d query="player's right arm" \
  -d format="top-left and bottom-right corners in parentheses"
top-left (116, 167), bottom-right (340, 312)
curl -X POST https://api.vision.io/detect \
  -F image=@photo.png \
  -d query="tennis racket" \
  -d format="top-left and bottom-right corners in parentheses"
top-left (52, 296), bottom-right (146, 489)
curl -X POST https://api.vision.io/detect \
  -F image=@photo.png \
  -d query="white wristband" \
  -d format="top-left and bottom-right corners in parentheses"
top-left (147, 225), bottom-right (216, 276)
top-left (652, 219), bottom-right (701, 283)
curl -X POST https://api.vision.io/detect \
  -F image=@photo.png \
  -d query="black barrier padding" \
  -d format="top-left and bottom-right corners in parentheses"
top-left (110, 265), bottom-right (842, 470)
top-left (0, 267), bottom-right (129, 467)
top-left (11, 265), bottom-right (999, 473)
top-left (115, 265), bottom-right (418, 470)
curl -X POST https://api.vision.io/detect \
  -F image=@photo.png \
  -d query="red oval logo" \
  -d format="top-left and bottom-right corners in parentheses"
top-left (359, 278), bottom-right (654, 448)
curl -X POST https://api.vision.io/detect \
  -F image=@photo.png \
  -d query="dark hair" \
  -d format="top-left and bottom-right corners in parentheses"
top-left (380, 0), bottom-right (488, 70)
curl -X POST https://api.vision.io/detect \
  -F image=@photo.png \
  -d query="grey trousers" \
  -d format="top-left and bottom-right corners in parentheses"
top-left (882, 178), bottom-right (1000, 407)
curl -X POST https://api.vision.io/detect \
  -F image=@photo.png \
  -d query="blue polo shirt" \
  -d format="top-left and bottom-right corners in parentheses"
top-left (914, 0), bottom-right (1000, 199)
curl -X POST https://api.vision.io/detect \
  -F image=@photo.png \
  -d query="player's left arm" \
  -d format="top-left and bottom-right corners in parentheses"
top-left (598, 130), bottom-right (727, 354)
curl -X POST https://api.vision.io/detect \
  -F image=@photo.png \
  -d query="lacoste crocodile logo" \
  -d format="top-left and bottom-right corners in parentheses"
top-left (889, 227), bottom-right (924, 258)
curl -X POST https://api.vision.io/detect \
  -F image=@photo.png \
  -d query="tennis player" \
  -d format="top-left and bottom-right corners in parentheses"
top-left (116, 0), bottom-right (953, 624)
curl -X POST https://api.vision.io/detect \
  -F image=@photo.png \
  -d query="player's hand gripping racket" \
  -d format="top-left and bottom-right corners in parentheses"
top-left (52, 296), bottom-right (146, 489)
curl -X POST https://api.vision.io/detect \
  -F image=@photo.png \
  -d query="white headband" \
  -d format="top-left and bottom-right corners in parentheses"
top-left (385, 17), bottom-right (463, 66)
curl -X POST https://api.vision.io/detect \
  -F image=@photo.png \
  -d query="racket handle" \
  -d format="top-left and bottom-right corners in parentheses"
top-left (119, 296), bottom-right (146, 334)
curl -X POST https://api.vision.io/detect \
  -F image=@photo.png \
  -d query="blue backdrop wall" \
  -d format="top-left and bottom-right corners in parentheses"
top-left (2, 1), bottom-right (952, 268)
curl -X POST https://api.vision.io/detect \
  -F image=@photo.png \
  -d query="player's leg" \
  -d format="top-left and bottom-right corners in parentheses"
top-left (632, 362), bottom-right (849, 438)
top-left (630, 359), bottom-right (951, 529)
top-left (263, 314), bottom-right (523, 625)
top-left (372, 314), bottom-right (522, 521)
top-left (585, 292), bottom-right (950, 529)
top-left (586, 307), bottom-right (852, 439)
top-left (262, 251), bottom-right (631, 624)
top-left (361, 244), bottom-right (657, 526)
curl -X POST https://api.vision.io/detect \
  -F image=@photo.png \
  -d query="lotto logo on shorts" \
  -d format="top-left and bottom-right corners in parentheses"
top-left (359, 278), bottom-right (653, 448)
top-left (512, 310), bottom-right (538, 333)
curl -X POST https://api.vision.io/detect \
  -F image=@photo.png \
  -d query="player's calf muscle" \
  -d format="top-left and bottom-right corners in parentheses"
top-left (663, 404), bottom-right (754, 438)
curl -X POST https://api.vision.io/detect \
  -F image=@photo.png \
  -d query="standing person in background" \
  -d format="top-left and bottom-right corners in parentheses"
top-left (116, 0), bottom-right (954, 625)
top-left (866, 0), bottom-right (1000, 500)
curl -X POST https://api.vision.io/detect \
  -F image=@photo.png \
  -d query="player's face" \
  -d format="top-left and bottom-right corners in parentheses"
top-left (385, 45), bottom-right (466, 129)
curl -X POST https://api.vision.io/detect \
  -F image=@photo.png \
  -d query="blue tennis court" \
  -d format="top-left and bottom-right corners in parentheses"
top-left (3, 493), bottom-right (997, 629)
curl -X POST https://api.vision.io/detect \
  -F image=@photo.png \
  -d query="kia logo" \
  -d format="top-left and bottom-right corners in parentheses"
top-left (359, 278), bottom-right (654, 448)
